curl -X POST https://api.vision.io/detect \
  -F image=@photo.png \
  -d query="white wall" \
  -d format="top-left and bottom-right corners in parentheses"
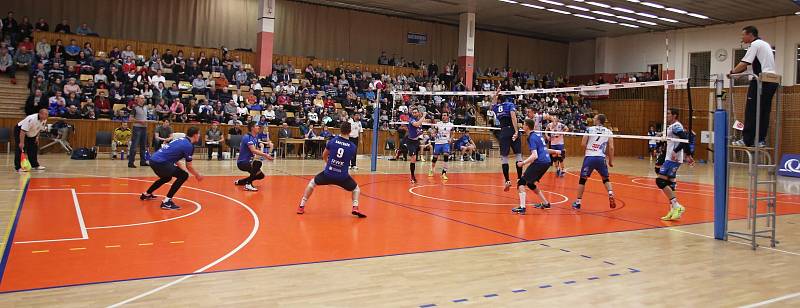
top-left (569, 15), bottom-right (800, 86)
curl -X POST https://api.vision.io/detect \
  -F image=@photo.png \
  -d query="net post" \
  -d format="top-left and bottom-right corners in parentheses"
top-left (370, 90), bottom-right (381, 172)
top-left (713, 77), bottom-right (728, 240)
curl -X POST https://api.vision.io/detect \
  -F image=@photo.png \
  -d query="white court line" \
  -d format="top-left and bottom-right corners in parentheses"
top-left (740, 292), bottom-right (800, 308)
top-left (80, 193), bottom-right (202, 230)
top-left (40, 172), bottom-right (260, 308)
top-left (408, 184), bottom-right (568, 206)
top-left (666, 228), bottom-right (800, 257)
top-left (72, 189), bottom-right (89, 240)
top-left (15, 189), bottom-right (90, 244)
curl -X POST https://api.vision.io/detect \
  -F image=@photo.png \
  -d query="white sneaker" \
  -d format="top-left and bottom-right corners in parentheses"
top-left (731, 139), bottom-right (746, 146)
top-left (244, 184), bottom-right (258, 191)
top-left (33, 166), bottom-right (46, 170)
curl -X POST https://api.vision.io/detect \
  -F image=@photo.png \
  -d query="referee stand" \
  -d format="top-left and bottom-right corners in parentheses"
top-left (713, 72), bottom-right (781, 250)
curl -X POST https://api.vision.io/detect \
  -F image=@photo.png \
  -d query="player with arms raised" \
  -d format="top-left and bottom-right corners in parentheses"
top-left (491, 87), bottom-right (523, 191)
top-left (546, 115), bottom-right (569, 177)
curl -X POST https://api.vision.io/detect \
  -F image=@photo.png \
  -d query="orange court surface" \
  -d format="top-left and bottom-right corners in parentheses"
top-left (1, 157), bottom-right (799, 307)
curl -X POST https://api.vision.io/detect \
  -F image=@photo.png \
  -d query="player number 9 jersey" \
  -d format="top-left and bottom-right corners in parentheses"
top-left (584, 126), bottom-right (612, 157)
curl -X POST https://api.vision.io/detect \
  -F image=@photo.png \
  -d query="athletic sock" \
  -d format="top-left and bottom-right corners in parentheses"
top-left (575, 198), bottom-right (582, 205)
top-left (608, 191), bottom-right (614, 197)
top-left (502, 163), bottom-right (510, 182)
top-left (352, 199), bottom-right (359, 207)
top-left (162, 197), bottom-right (171, 203)
top-left (518, 190), bottom-right (527, 208)
top-left (300, 197), bottom-right (308, 207)
top-left (670, 198), bottom-right (679, 208)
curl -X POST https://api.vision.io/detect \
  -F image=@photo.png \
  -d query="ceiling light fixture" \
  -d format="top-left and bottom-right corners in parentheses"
top-left (686, 13), bottom-right (709, 19)
top-left (566, 5), bottom-right (590, 11)
top-left (538, 0), bottom-right (565, 6)
top-left (547, 8), bottom-right (572, 14)
top-left (611, 7), bottom-right (635, 13)
top-left (498, 0), bottom-right (519, 4)
top-left (592, 10), bottom-right (616, 17)
top-left (520, 3), bottom-right (546, 9)
top-left (574, 14), bottom-right (596, 19)
top-left (664, 7), bottom-right (687, 14)
top-left (586, 1), bottom-right (611, 8)
top-left (636, 19), bottom-right (658, 26)
top-left (658, 17), bottom-right (679, 23)
top-left (620, 23), bottom-right (640, 28)
top-left (616, 15), bottom-right (637, 21)
top-left (641, 2), bottom-right (665, 9)
top-left (636, 12), bottom-right (658, 19)
top-left (597, 18), bottom-right (618, 24)
top-left (627, 0), bottom-right (641, 2)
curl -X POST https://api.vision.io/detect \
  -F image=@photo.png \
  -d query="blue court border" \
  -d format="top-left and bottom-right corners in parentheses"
top-left (0, 178), bottom-right (30, 285)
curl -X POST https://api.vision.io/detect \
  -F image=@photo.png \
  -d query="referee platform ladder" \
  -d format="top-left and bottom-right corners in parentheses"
top-left (716, 73), bottom-right (782, 250)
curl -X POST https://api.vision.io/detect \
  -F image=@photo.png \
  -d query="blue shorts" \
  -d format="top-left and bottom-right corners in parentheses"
top-left (499, 126), bottom-right (522, 156)
top-left (658, 160), bottom-right (681, 178)
top-left (433, 143), bottom-right (450, 155)
top-left (580, 156), bottom-right (609, 179)
top-left (648, 144), bottom-right (657, 150)
top-left (550, 144), bottom-right (565, 161)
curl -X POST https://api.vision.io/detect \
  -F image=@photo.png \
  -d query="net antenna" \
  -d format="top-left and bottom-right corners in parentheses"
top-left (390, 78), bottom-right (691, 143)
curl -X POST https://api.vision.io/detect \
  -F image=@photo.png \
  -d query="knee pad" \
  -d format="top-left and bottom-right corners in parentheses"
top-left (669, 181), bottom-right (677, 191)
top-left (176, 170), bottom-right (189, 180)
top-left (255, 173), bottom-right (265, 180)
top-left (517, 178), bottom-right (526, 187)
top-left (578, 177), bottom-right (587, 185)
top-left (501, 156), bottom-right (509, 164)
top-left (602, 178), bottom-right (610, 184)
top-left (308, 179), bottom-right (317, 189)
top-left (252, 160), bottom-right (263, 170)
top-left (527, 182), bottom-right (537, 191)
top-left (654, 167), bottom-right (660, 174)
top-left (656, 177), bottom-right (670, 189)
top-left (515, 153), bottom-right (523, 161)
top-left (443, 154), bottom-right (449, 162)
top-left (431, 156), bottom-right (438, 163)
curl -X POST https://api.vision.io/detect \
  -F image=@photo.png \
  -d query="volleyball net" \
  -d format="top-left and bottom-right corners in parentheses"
top-left (387, 78), bottom-right (693, 144)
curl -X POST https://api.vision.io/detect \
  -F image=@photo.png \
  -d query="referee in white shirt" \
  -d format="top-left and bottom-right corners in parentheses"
top-left (348, 113), bottom-right (364, 170)
top-left (14, 108), bottom-right (49, 172)
top-left (730, 26), bottom-right (778, 147)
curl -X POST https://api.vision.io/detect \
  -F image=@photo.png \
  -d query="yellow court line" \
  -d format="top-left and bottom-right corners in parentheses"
top-left (105, 245), bottom-right (121, 248)
top-left (1, 176), bottom-right (30, 250)
top-left (31, 250), bottom-right (49, 254)
top-left (138, 243), bottom-right (154, 246)
top-left (69, 247), bottom-right (87, 251)
top-left (169, 241), bottom-right (184, 244)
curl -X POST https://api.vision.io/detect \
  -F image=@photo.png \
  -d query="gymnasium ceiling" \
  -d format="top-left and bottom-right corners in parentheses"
top-left (295, 0), bottom-right (800, 42)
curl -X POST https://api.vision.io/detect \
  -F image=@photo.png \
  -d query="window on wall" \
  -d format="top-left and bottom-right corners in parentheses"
top-left (796, 44), bottom-right (800, 84)
top-left (733, 49), bottom-right (748, 86)
top-left (689, 51), bottom-right (711, 87)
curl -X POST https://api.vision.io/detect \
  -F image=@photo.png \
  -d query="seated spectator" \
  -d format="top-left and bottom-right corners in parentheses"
top-left (94, 67), bottom-right (108, 84)
top-left (75, 23), bottom-right (94, 35)
top-left (155, 99), bottom-right (171, 120)
top-left (149, 70), bottom-right (166, 87)
top-left (50, 39), bottom-right (65, 58)
top-left (54, 19), bottom-right (71, 33)
top-left (231, 55), bottom-right (242, 69)
top-left (63, 105), bottom-right (82, 119)
top-left (166, 83), bottom-right (180, 101)
top-left (48, 62), bottom-right (64, 81)
top-left (35, 38), bottom-right (50, 60)
top-left (26, 89), bottom-right (47, 115)
top-left (111, 121), bottom-right (132, 159)
top-left (234, 66), bottom-right (248, 86)
top-left (121, 45), bottom-right (135, 60)
top-left (48, 91), bottom-right (67, 116)
top-left (236, 102), bottom-right (248, 117)
top-left (191, 73), bottom-right (208, 95)
top-left (227, 114), bottom-right (243, 126)
top-left (13, 46), bottom-right (32, 70)
top-left (63, 78), bottom-right (81, 96)
top-left (108, 46), bottom-right (121, 60)
top-left (0, 48), bottom-right (15, 84)
top-left (153, 119), bottom-right (173, 151)
top-left (173, 61), bottom-right (187, 81)
top-left (65, 39), bottom-right (80, 60)
top-left (34, 17), bottom-right (48, 32)
top-left (82, 42), bottom-right (94, 59)
top-left (205, 121), bottom-right (224, 160)
top-left (170, 98), bottom-right (185, 122)
top-left (17, 37), bottom-right (33, 52)
top-left (65, 91), bottom-right (80, 108)
top-left (94, 95), bottom-right (112, 118)
top-left (122, 56), bottom-right (136, 73)
top-left (81, 101), bottom-right (96, 119)
top-left (161, 49), bottom-right (175, 69)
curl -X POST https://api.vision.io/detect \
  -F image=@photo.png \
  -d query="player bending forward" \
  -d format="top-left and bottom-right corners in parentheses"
top-left (656, 108), bottom-right (694, 221)
top-left (571, 114), bottom-right (616, 210)
top-left (512, 119), bottom-right (562, 214)
top-left (297, 122), bottom-right (366, 218)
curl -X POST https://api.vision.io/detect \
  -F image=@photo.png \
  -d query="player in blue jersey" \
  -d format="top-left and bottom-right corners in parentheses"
top-left (406, 108), bottom-right (427, 184)
top-left (297, 122), bottom-right (366, 218)
top-left (512, 119), bottom-right (562, 214)
top-left (490, 87), bottom-right (523, 191)
top-left (139, 127), bottom-right (204, 210)
top-left (234, 122), bottom-right (274, 192)
top-left (571, 114), bottom-right (616, 210)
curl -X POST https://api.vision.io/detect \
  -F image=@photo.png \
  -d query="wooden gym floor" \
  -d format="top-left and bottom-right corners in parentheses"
top-left (0, 153), bottom-right (798, 307)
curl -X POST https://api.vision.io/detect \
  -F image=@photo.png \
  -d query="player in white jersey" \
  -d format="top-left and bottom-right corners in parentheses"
top-left (656, 108), bottom-right (694, 221)
top-left (571, 114), bottom-right (616, 210)
top-left (546, 116), bottom-right (569, 177)
top-left (429, 112), bottom-right (454, 180)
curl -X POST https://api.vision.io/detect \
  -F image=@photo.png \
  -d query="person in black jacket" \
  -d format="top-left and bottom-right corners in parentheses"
top-left (25, 89), bottom-right (48, 115)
